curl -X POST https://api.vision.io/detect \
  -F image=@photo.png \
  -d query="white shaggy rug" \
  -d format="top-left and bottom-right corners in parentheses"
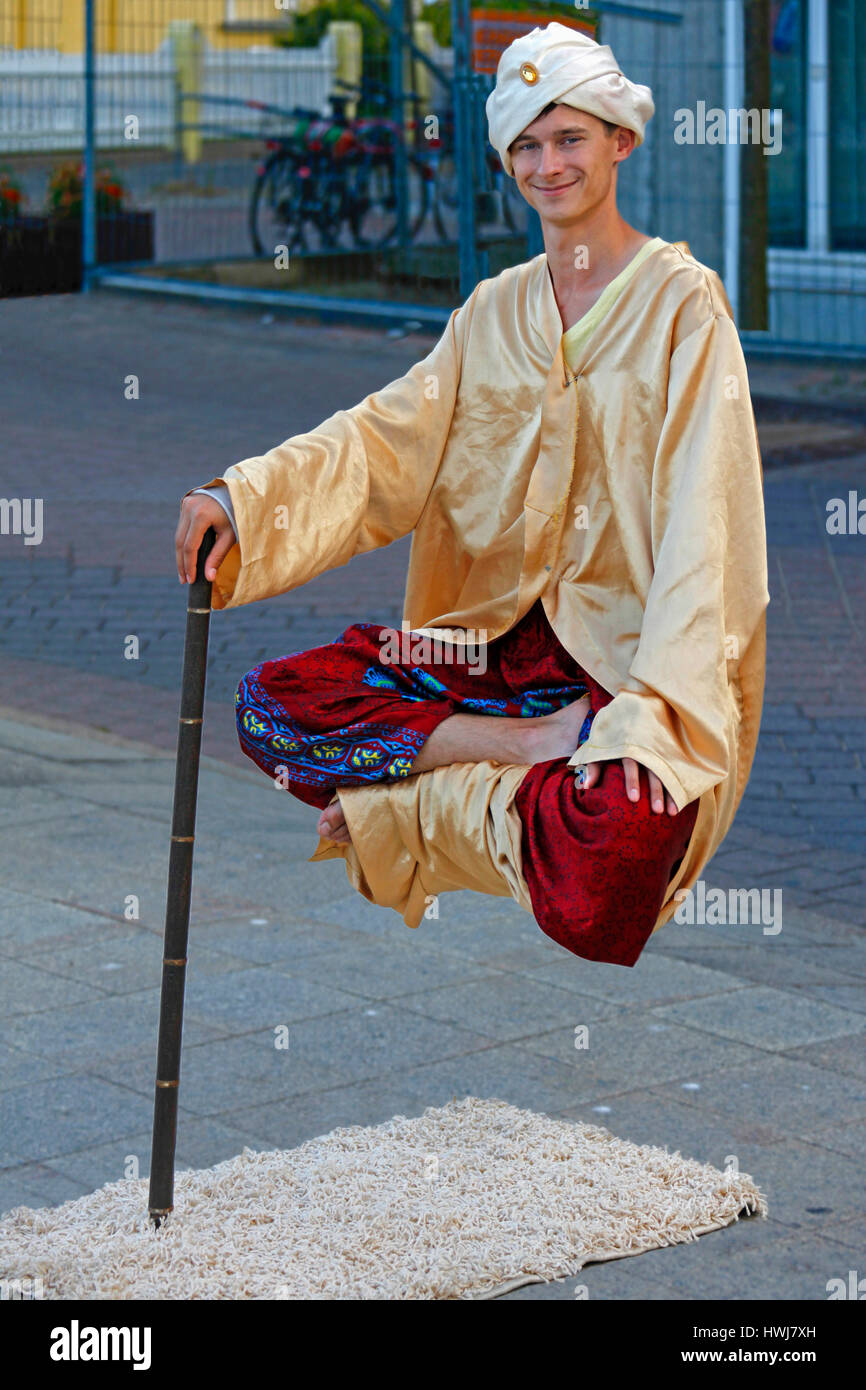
top-left (0, 1097), bottom-right (768, 1300)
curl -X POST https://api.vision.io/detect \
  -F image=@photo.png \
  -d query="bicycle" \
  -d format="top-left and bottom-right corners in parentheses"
top-left (249, 78), bottom-right (435, 255)
top-left (427, 107), bottom-right (529, 240)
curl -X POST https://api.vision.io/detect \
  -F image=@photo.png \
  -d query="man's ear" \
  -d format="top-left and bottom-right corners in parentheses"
top-left (613, 127), bottom-right (636, 164)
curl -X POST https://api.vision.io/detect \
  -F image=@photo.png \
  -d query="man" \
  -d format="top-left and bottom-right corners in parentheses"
top-left (175, 24), bottom-right (769, 968)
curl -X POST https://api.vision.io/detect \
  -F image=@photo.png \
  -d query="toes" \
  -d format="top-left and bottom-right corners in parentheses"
top-left (317, 801), bottom-right (350, 842)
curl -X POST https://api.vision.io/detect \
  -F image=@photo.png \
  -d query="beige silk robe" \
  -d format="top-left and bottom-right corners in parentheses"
top-left (196, 238), bottom-right (770, 940)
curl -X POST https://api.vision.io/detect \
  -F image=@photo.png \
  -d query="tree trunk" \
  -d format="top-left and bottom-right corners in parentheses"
top-left (739, 0), bottom-right (770, 330)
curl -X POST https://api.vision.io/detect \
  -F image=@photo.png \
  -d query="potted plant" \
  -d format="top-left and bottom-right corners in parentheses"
top-left (0, 168), bottom-right (52, 297)
top-left (0, 169), bottom-right (24, 223)
top-left (1, 160), bottom-right (155, 297)
top-left (46, 161), bottom-right (154, 289)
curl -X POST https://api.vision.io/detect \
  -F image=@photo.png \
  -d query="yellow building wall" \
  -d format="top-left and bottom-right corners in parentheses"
top-left (1, 0), bottom-right (65, 50)
top-left (1, 0), bottom-right (299, 54)
top-left (1, 0), bottom-right (422, 55)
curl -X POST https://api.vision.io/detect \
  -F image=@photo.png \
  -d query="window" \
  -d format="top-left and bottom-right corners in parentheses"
top-left (829, 0), bottom-right (866, 248)
top-left (768, 0), bottom-right (807, 247)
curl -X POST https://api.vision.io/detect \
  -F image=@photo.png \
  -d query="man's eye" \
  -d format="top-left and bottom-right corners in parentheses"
top-left (515, 136), bottom-right (581, 151)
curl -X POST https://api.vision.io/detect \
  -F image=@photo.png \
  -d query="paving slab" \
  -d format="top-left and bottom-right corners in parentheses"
top-left (0, 294), bottom-right (864, 1299)
top-left (649, 985), bottom-right (864, 1051)
top-left (0, 1075), bottom-right (150, 1169)
top-left (641, 1054), bottom-right (866, 1137)
top-left (608, 1231), bottom-right (860, 1302)
top-left (284, 937), bottom-right (505, 1002)
top-left (518, 1016), bottom-right (764, 1099)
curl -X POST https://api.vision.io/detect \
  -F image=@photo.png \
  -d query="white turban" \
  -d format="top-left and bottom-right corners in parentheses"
top-left (485, 21), bottom-right (654, 177)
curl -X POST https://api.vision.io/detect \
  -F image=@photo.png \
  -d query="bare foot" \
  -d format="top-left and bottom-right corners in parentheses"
top-left (316, 798), bottom-right (352, 845)
top-left (524, 694), bottom-right (592, 764)
top-left (313, 695), bottom-right (590, 843)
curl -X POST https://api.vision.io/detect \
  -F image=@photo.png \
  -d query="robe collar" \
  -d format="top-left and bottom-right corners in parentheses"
top-left (529, 238), bottom-right (677, 385)
top-left (530, 253), bottom-right (569, 382)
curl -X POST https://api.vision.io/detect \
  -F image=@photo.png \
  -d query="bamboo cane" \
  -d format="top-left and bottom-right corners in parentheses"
top-left (148, 526), bottom-right (216, 1226)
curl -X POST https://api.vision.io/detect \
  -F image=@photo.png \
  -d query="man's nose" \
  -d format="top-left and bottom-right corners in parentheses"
top-left (537, 141), bottom-right (565, 176)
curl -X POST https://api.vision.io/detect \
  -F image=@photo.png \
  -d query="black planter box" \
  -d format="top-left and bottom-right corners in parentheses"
top-left (0, 209), bottom-right (154, 296)
top-left (0, 215), bottom-right (53, 296)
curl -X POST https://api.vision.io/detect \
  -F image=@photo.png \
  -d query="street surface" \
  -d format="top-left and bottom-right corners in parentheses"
top-left (0, 290), bottom-right (864, 1299)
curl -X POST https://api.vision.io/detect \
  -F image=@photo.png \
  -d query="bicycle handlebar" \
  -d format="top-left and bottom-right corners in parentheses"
top-left (334, 76), bottom-right (425, 102)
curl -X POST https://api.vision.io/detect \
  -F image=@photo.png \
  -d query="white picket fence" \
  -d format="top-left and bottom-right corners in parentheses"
top-left (0, 33), bottom-right (339, 155)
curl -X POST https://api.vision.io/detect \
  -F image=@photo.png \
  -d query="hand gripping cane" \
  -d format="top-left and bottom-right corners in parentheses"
top-left (148, 527), bottom-right (216, 1226)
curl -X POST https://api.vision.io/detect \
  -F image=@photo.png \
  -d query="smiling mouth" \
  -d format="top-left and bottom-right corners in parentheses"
top-left (534, 179), bottom-right (579, 193)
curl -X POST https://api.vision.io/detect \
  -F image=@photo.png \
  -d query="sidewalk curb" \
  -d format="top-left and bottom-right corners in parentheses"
top-left (92, 272), bottom-right (454, 334)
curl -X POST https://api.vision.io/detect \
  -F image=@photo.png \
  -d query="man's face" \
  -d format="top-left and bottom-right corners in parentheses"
top-left (509, 105), bottom-right (632, 226)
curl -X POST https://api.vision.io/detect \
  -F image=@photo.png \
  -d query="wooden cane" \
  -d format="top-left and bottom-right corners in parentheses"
top-left (148, 526), bottom-right (217, 1226)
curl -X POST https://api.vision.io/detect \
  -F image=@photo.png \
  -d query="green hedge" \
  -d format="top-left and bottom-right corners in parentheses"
top-left (275, 2), bottom-right (389, 60)
top-left (275, 3), bottom-right (599, 56)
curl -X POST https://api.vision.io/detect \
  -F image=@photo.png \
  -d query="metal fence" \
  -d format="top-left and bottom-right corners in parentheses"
top-left (1, 0), bottom-right (864, 354)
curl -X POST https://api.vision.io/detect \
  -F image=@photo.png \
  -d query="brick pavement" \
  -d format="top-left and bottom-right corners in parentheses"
top-left (1, 290), bottom-right (864, 913)
top-left (1, 289), bottom-right (864, 1299)
top-left (1, 717), bottom-right (864, 1301)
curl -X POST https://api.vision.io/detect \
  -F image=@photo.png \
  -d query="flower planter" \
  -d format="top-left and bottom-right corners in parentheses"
top-left (0, 210), bottom-right (154, 297)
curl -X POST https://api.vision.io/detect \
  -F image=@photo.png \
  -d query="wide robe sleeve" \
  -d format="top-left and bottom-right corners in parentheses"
top-left (190, 291), bottom-right (476, 611)
top-left (567, 309), bottom-right (770, 812)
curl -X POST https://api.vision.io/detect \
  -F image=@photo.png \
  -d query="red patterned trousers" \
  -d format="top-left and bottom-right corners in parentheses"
top-left (235, 598), bottom-right (699, 967)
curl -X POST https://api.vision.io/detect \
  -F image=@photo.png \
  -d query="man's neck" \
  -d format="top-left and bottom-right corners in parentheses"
top-left (543, 210), bottom-right (650, 313)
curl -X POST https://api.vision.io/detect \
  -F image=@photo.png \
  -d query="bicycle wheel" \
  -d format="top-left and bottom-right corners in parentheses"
top-left (432, 151), bottom-right (459, 241)
top-left (500, 169), bottom-right (529, 234)
top-left (310, 164), bottom-right (357, 252)
top-left (407, 154), bottom-right (433, 242)
top-left (249, 151), bottom-right (308, 255)
top-left (349, 153), bottom-right (431, 249)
